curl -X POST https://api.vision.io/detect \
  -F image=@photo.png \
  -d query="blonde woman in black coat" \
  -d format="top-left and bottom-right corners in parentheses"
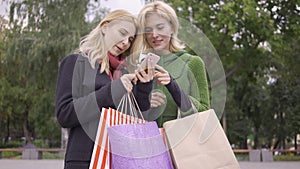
top-left (55, 10), bottom-right (154, 169)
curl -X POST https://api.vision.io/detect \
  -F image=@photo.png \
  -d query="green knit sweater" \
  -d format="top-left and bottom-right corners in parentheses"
top-left (154, 51), bottom-right (210, 127)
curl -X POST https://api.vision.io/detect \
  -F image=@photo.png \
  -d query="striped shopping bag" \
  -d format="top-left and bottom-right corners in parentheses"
top-left (89, 107), bottom-right (146, 169)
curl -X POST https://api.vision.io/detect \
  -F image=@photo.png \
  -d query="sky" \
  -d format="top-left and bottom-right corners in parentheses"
top-left (0, 0), bottom-right (144, 19)
top-left (0, 1), bottom-right (10, 19)
top-left (101, 0), bottom-right (143, 15)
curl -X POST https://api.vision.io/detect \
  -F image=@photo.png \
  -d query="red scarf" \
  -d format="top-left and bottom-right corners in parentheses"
top-left (108, 52), bottom-right (126, 80)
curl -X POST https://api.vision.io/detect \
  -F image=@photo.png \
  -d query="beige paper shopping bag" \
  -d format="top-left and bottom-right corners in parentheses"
top-left (163, 109), bottom-right (240, 169)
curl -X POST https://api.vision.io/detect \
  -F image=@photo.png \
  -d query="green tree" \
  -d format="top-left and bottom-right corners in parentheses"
top-left (264, 0), bottom-right (300, 150)
top-left (2, 0), bottom-right (89, 146)
top-left (166, 0), bottom-right (299, 149)
top-left (167, 0), bottom-right (275, 148)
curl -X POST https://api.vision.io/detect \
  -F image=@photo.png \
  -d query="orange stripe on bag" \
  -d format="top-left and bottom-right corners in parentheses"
top-left (118, 111), bottom-right (122, 124)
top-left (100, 136), bottom-right (109, 169)
top-left (92, 108), bottom-right (108, 169)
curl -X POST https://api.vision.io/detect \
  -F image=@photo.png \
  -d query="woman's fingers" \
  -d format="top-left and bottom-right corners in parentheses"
top-left (151, 99), bottom-right (160, 107)
top-left (120, 74), bottom-right (135, 92)
top-left (135, 72), bottom-right (143, 82)
top-left (135, 68), bottom-right (154, 83)
top-left (154, 71), bottom-right (171, 85)
top-left (152, 92), bottom-right (166, 99)
top-left (150, 92), bottom-right (166, 107)
top-left (155, 64), bottom-right (167, 73)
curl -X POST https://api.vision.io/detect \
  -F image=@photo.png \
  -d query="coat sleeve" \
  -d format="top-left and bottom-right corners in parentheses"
top-left (55, 54), bottom-right (80, 128)
top-left (55, 55), bottom-right (127, 128)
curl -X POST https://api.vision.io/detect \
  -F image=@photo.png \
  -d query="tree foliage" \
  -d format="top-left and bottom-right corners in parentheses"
top-left (0, 0), bottom-right (299, 149)
top-left (1, 0), bottom-right (91, 146)
top-left (166, 0), bottom-right (300, 149)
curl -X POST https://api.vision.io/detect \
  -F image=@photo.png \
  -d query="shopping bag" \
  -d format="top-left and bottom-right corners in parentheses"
top-left (163, 109), bottom-right (240, 169)
top-left (89, 107), bottom-right (145, 169)
top-left (107, 93), bottom-right (174, 169)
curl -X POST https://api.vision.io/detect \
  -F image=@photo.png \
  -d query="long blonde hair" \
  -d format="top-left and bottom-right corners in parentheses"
top-left (137, 1), bottom-right (185, 53)
top-left (78, 10), bottom-right (139, 73)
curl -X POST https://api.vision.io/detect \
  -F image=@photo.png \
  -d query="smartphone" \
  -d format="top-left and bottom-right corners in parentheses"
top-left (139, 53), bottom-right (160, 70)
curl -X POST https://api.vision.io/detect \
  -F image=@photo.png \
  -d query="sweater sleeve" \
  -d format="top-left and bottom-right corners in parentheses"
top-left (187, 56), bottom-right (210, 112)
top-left (165, 77), bottom-right (192, 112)
top-left (133, 80), bottom-right (153, 111)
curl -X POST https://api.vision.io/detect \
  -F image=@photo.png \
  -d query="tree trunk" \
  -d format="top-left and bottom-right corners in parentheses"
top-left (273, 139), bottom-right (280, 149)
top-left (222, 110), bottom-right (227, 134)
top-left (279, 111), bottom-right (285, 150)
top-left (282, 137), bottom-right (286, 150)
top-left (4, 115), bottom-right (10, 143)
top-left (294, 135), bottom-right (298, 155)
top-left (23, 110), bottom-right (33, 144)
top-left (253, 127), bottom-right (259, 149)
top-left (243, 136), bottom-right (248, 149)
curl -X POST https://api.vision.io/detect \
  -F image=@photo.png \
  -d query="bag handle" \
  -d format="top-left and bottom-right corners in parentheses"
top-left (117, 92), bottom-right (145, 122)
top-left (177, 101), bottom-right (198, 119)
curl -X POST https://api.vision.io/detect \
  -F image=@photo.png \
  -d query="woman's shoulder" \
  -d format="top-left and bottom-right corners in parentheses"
top-left (177, 51), bottom-right (205, 66)
top-left (61, 53), bottom-right (87, 62)
top-left (189, 54), bottom-right (205, 66)
top-left (60, 53), bottom-right (89, 67)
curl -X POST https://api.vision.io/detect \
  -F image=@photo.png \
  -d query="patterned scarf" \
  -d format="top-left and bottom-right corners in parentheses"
top-left (108, 52), bottom-right (126, 80)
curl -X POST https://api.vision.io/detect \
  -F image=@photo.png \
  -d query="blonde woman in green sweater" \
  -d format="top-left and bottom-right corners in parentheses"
top-left (137, 1), bottom-right (210, 127)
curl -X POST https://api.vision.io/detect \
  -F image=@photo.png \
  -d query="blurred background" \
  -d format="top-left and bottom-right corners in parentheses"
top-left (0, 0), bottom-right (299, 161)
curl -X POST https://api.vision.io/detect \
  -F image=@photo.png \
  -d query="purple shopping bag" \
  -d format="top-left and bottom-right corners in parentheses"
top-left (107, 121), bottom-right (173, 169)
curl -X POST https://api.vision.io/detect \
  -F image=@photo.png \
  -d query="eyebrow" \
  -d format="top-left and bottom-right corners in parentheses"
top-left (120, 28), bottom-right (129, 33)
top-left (121, 27), bottom-right (136, 36)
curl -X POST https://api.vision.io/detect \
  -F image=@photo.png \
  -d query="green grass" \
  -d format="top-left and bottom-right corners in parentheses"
top-left (274, 154), bottom-right (300, 161)
top-left (1, 151), bottom-right (64, 159)
top-left (1, 152), bottom-right (22, 159)
top-left (235, 153), bottom-right (249, 161)
top-left (42, 152), bottom-right (65, 159)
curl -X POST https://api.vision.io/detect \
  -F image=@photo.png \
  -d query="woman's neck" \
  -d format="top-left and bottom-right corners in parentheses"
top-left (154, 49), bottom-right (171, 56)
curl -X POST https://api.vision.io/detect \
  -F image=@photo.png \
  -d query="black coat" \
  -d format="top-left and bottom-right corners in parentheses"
top-left (55, 54), bottom-right (152, 168)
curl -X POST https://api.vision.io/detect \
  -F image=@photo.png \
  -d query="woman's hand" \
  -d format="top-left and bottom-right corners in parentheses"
top-left (150, 91), bottom-right (166, 107)
top-left (154, 65), bottom-right (171, 85)
top-left (133, 59), bottom-right (155, 83)
top-left (120, 74), bottom-right (136, 92)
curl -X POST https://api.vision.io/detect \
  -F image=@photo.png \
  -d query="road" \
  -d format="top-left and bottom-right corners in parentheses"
top-left (0, 160), bottom-right (300, 169)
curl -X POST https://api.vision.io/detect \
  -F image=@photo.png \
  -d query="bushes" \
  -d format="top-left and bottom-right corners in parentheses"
top-left (0, 141), bottom-right (23, 148)
top-left (274, 155), bottom-right (300, 161)
top-left (1, 151), bottom-right (22, 159)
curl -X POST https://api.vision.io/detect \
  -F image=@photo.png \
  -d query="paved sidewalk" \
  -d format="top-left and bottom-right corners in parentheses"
top-left (0, 159), bottom-right (63, 169)
top-left (1, 160), bottom-right (300, 169)
top-left (239, 161), bottom-right (300, 169)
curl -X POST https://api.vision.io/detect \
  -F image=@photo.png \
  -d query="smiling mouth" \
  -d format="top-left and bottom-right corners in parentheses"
top-left (153, 39), bottom-right (163, 45)
top-left (116, 46), bottom-right (123, 51)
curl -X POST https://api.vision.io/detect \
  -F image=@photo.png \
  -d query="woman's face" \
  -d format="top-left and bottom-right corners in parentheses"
top-left (103, 20), bottom-right (136, 56)
top-left (144, 13), bottom-right (173, 55)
